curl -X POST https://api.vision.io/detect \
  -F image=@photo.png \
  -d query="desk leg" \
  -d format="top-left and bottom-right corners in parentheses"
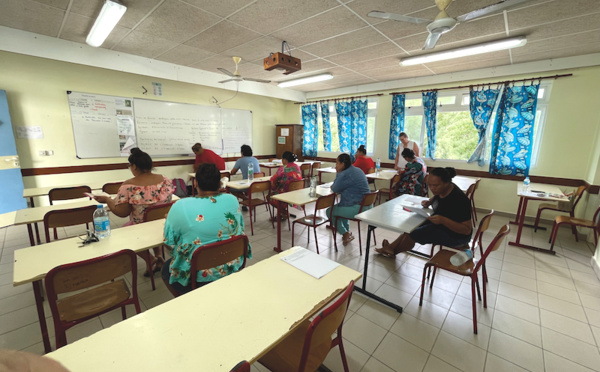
top-left (508, 197), bottom-right (555, 254)
top-left (353, 225), bottom-right (403, 313)
top-left (34, 223), bottom-right (41, 244)
top-left (33, 281), bottom-right (52, 353)
top-left (26, 224), bottom-right (35, 246)
top-left (29, 196), bottom-right (35, 208)
top-left (510, 196), bottom-right (523, 225)
top-left (273, 200), bottom-right (282, 253)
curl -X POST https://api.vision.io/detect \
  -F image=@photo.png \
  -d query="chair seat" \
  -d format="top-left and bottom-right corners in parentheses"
top-left (296, 215), bottom-right (327, 226)
top-left (240, 198), bottom-right (268, 207)
top-left (259, 319), bottom-right (331, 372)
top-left (555, 215), bottom-right (595, 227)
top-left (57, 279), bottom-right (130, 322)
top-left (539, 202), bottom-right (568, 212)
top-left (427, 250), bottom-right (477, 275)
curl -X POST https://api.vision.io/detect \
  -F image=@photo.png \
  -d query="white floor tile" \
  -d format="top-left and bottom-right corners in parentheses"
top-left (541, 327), bottom-right (600, 370)
top-left (488, 329), bottom-right (544, 372)
top-left (389, 313), bottom-right (440, 352)
top-left (342, 314), bottom-right (387, 355)
top-left (484, 353), bottom-right (529, 372)
top-left (431, 331), bottom-right (487, 372)
top-left (540, 309), bottom-right (596, 345)
top-left (543, 351), bottom-right (596, 372)
top-left (491, 310), bottom-right (542, 347)
top-left (373, 332), bottom-right (430, 372)
top-left (422, 355), bottom-right (463, 372)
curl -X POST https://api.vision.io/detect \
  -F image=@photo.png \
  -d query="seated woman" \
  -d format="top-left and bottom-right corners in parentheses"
top-left (376, 167), bottom-right (472, 258)
top-left (353, 145), bottom-right (375, 174)
top-left (161, 163), bottom-right (250, 296)
top-left (327, 153), bottom-right (372, 245)
top-left (269, 151), bottom-right (303, 219)
top-left (393, 148), bottom-right (428, 197)
top-left (94, 147), bottom-right (173, 274)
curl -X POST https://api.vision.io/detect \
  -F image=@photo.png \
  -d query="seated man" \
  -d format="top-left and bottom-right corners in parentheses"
top-left (192, 142), bottom-right (225, 171)
top-left (230, 144), bottom-right (260, 211)
top-left (376, 167), bottom-right (472, 258)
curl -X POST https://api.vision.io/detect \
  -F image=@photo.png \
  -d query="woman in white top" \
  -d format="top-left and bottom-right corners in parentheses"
top-left (395, 132), bottom-right (420, 170)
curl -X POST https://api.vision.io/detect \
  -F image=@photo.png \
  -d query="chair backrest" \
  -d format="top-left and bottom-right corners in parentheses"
top-left (475, 225), bottom-right (510, 272)
top-left (288, 179), bottom-right (305, 192)
top-left (311, 162), bottom-right (321, 177)
top-left (367, 168), bottom-right (376, 174)
top-left (102, 182), bottom-right (122, 194)
top-left (190, 235), bottom-right (249, 289)
top-left (254, 171), bottom-right (265, 178)
top-left (471, 210), bottom-right (494, 253)
top-left (592, 205), bottom-right (600, 231)
top-left (358, 192), bottom-right (378, 213)
top-left (300, 163), bottom-right (311, 178)
top-left (142, 201), bottom-right (175, 222)
top-left (44, 205), bottom-right (97, 242)
top-left (220, 172), bottom-right (231, 179)
top-left (314, 193), bottom-right (336, 212)
top-left (465, 183), bottom-right (475, 199)
top-left (571, 184), bottom-right (588, 210)
top-left (250, 180), bottom-right (271, 194)
top-left (297, 280), bottom-right (354, 372)
top-left (49, 186), bottom-right (92, 205)
top-left (230, 361), bottom-right (250, 372)
top-left (389, 174), bottom-right (401, 188)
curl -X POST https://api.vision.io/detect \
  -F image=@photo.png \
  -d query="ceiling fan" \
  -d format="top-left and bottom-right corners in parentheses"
top-left (217, 56), bottom-right (271, 84)
top-left (368, 0), bottom-right (531, 50)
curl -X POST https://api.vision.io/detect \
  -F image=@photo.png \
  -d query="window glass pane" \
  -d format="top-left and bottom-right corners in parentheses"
top-left (405, 98), bottom-right (422, 107)
top-left (462, 95), bottom-right (470, 105)
top-left (404, 115), bottom-right (423, 148)
top-left (438, 96), bottom-right (456, 105)
top-left (330, 117), bottom-right (340, 152)
top-left (435, 111), bottom-right (478, 160)
top-left (537, 88), bottom-right (545, 99)
top-left (368, 101), bottom-right (377, 109)
top-left (367, 117), bottom-right (375, 153)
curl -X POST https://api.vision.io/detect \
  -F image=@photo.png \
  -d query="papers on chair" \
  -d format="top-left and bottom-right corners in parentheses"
top-left (281, 248), bottom-right (340, 279)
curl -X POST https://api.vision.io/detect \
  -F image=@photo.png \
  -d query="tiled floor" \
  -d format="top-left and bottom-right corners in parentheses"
top-left (1, 203), bottom-right (600, 371)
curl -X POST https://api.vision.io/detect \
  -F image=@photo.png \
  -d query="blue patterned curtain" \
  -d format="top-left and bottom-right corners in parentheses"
top-left (335, 99), bottom-right (368, 161)
top-left (301, 104), bottom-right (318, 157)
top-left (389, 94), bottom-right (405, 159)
top-left (422, 91), bottom-right (438, 159)
top-left (321, 103), bottom-right (331, 151)
top-left (467, 87), bottom-right (500, 166)
top-left (489, 84), bottom-right (539, 176)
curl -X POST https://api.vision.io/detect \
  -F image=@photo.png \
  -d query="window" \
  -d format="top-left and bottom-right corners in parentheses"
top-left (316, 98), bottom-right (379, 155)
top-left (404, 83), bottom-right (552, 164)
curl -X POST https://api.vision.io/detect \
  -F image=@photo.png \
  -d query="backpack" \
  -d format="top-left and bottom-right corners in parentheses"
top-left (172, 178), bottom-right (188, 198)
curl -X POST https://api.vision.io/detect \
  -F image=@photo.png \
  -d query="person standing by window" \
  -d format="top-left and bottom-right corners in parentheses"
top-left (395, 132), bottom-right (420, 170)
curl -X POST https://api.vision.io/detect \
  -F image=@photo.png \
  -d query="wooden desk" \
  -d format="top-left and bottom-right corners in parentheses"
top-left (453, 176), bottom-right (478, 193)
top-left (354, 195), bottom-right (428, 312)
top-left (509, 183), bottom-right (567, 255)
top-left (317, 167), bottom-right (336, 184)
top-left (258, 162), bottom-right (281, 176)
top-left (225, 176), bottom-right (271, 191)
top-left (271, 186), bottom-right (332, 253)
top-left (46, 247), bottom-right (361, 371)
top-left (13, 219), bottom-right (167, 353)
top-left (366, 169), bottom-right (397, 181)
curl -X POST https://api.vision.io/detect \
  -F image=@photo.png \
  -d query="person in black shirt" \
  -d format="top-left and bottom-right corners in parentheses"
top-left (376, 167), bottom-right (472, 258)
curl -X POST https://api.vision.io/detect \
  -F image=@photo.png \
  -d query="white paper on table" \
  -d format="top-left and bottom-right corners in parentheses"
top-left (281, 248), bottom-right (340, 279)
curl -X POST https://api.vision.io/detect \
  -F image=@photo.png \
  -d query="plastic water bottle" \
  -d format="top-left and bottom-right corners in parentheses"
top-left (450, 249), bottom-right (473, 266)
top-left (376, 158), bottom-right (381, 175)
top-left (93, 204), bottom-right (111, 239)
top-left (523, 177), bottom-right (530, 192)
top-left (248, 162), bottom-right (254, 183)
top-left (309, 176), bottom-right (317, 198)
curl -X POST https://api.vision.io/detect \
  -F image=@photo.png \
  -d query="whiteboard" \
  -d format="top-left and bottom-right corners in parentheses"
top-left (67, 91), bottom-right (253, 158)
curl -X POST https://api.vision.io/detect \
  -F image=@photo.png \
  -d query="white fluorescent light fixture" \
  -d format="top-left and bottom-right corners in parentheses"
top-left (400, 37), bottom-right (527, 66)
top-left (86, 0), bottom-right (127, 47)
top-left (278, 74), bottom-right (333, 88)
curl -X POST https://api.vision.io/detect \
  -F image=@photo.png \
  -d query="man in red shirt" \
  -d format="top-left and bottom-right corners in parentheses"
top-left (192, 143), bottom-right (225, 171)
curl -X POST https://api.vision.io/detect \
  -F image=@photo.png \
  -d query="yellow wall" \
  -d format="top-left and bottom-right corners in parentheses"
top-left (0, 51), bottom-right (297, 197)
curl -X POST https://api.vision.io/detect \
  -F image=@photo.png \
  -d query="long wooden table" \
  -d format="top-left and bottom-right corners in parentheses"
top-left (13, 219), bottom-right (167, 353)
top-left (509, 182), bottom-right (568, 254)
top-left (354, 195), bottom-right (428, 312)
top-left (45, 247), bottom-right (361, 371)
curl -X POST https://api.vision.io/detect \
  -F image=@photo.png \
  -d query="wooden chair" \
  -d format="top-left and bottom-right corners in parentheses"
top-left (230, 361), bottom-right (250, 372)
top-left (376, 174), bottom-right (401, 204)
top-left (270, 179), bottom-right (305, 231)
top-left (300, 163), bottom-right (311, 186)
top-left (43, 205), bottom-right (97, 243)
top-left (140, 201), bottom-right (175, 290)
top-left (549, 204), bottom-right (600, 250)
top-left (367, 167), bottom-right (377, 191)
top-left (239, 180), bottom-right (271, 235)
top-left (44, 249), bottom-right (142, 349)
top-left (534, 184), bottom-right (588, 239)
top-left (310, 162), bottom-right (321, 178)
top-left (466, 178), bottom-right (481, 226)
top-left (190, 235), bottom-right (249, 290)
top-left (254, 171), bottom-right (265, 178)
top-left (291, 193), bottom-right (336, 254)
top-left (333, 192), bottom-right (378, 255)
top-left (419, 223), bottom-right (509, 334)
top-left (101, 182), bottom-right (122, 194)
top-left (48, 186), bottom-right (92, 205)
top-left (259, 280), bottom-right (354, 372)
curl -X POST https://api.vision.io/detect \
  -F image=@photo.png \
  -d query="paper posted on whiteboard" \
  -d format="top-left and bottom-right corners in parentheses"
top-left (281, 248), bottom-right (340, 279)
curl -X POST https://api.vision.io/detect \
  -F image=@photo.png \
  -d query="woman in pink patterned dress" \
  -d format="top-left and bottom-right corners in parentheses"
top-left (94, 148), bottom-right (174, 274)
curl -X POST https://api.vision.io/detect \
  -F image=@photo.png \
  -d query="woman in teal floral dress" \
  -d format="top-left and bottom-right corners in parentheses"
top-left (162, 163), bottom-right (250, 296)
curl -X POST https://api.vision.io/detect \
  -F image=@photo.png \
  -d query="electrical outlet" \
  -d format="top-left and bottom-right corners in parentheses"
top-left (38, 150), bottom-right (45, 156)
top-left (47, 150), bottom-right (54, 156)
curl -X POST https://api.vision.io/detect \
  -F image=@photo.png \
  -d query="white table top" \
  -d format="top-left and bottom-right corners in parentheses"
top-left (366, 170), bottom-right (398, 181)
top-left (226, 176), bottom-right (271, 190)
top-left (355, 194), bottom-right (428, 233)
top-left (318, 167), bottom-right (337, 174)
top-left (13, 199), bottom-right (98, 225)
top-left (453, 176), bottom-right (478, 193)
top-left (188, 170), bottom-right (230, 178)
top-left (0, 211), bottom-right (16, 229)
top-left (517, 182), bottom-right (567, 201)
top-left (46, 247), bottom-right (361, 371)
top-left (271, 185), bottom-right (333, 207)
top-left (13, 219), bottom-right (166, 286)
top-left (22, 181), bottom-right (120, 198)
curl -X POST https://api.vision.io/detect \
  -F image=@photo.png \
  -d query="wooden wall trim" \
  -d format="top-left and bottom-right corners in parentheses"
top-left (305, 156), bottom-right (600, 194)
top-left (20, 155), bottom-right (276, 177)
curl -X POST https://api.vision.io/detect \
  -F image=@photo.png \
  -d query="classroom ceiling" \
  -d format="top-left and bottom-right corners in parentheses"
top-left (1, 0), bottom-right (600, 93)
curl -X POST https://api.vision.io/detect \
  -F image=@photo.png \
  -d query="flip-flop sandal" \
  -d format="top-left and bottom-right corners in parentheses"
top-left (375, 248), bottom-right (395, 258)
top-left (342, 234), bottom-right (355, 246)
